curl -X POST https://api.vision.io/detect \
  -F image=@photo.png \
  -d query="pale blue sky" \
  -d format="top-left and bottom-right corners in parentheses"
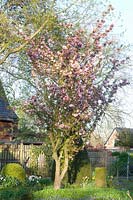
top-left (110, 0), bottom-right (133, 44)
top-left (110, 0), bottom-right (133, 127)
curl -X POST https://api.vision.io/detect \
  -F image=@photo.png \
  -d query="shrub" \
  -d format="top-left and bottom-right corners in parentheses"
top-left (106, 175), bottom-right (114, 188)
top-left (95, 167), bottom-right (107, 187)
top-left (0, 176), bottom-right (21, 188)
top-left (110, 152), bottom-right (129, 177)
top-left (39, 177), bottom-right (52, 186)
top-left (68, 149), bottom-right (90, 184)
top-left (15, 186), bottom-right (33, 200)
top-left (27, 175), bottom-right (52, 187)
top-left (0, 186), bottom-right (33, 200)
top-left (112, 152), bottom-right (120, 157)
top-left (75, 163), bottom-right (92, 186)
top-left (1, 163), bottom-right (26, 182)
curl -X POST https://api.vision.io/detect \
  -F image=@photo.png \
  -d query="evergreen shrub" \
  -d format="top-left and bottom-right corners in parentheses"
top-left (1, 163), bottom-right (26, 182)
top-left (69, 149), bottom-right (91, 184)
top-left (95, 167), bottom-right (107, 187)
top-left (75, 163), bottom-right (91, 186)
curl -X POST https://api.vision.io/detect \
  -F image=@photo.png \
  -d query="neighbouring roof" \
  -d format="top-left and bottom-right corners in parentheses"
top-left (115, 127), bottom-right (133, 134)
top-left (105, 127), bottom-right (133, 148)
top-left (0, 80), bottom-right (18, 123)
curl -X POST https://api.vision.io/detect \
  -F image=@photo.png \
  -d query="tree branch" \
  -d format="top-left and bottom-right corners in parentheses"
top-left (0, 19), bottom-right (49, 65)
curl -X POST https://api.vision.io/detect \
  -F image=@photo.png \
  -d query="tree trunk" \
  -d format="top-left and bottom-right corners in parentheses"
top-left (54, 174), bottom-right (61, 190)
top-left (53, 151), bottom-right (69, 190)
top-left (50, 135), bottom-right (69, 190)
top-left (54, 159), bottom-right (61, 190)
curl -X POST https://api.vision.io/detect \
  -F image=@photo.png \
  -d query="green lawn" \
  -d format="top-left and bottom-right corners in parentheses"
top-left (34, 185), bottom-right (133, 200)
top-left (0, 177), bottom-right (132, 200)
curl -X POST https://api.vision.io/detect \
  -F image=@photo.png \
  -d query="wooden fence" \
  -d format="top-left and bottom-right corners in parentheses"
top-left (0, 142), bottom-right (49, 176)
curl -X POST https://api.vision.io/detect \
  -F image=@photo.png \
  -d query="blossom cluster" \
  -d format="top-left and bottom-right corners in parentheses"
top-left (25, 6), bottom-right (130, 138)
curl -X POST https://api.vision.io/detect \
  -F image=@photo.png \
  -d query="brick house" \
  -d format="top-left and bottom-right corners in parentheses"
top-left (0, 81), bottom-right (18, 141)
top-left (104, 127), bottom-right (133, 151)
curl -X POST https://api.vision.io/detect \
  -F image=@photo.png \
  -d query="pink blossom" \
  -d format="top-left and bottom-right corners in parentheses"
top-left (63, 95), bottom-right (70, 102)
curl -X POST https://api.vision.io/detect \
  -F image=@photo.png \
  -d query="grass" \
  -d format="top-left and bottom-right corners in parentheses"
top-left (34, 185), bottom-right (133, 200)
top-left (0, 177), bottom-right (132, 200)
top-left (114, 178), bottom-right (133, 191)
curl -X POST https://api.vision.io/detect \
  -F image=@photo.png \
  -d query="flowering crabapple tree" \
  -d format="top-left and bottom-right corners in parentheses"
top-left (25, 6), bottom-right (130, 189)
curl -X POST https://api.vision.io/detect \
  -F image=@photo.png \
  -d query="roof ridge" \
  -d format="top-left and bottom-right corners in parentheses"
top-left (0, 80), bottom-right (8, 102)
top-left (0, 80), bottom-right (18, 122)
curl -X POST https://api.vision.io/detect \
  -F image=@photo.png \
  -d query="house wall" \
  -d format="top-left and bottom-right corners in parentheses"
top-left (105, 130), bottom-right (118, 149)
top-left (0, 121), bottom-right (17, 141)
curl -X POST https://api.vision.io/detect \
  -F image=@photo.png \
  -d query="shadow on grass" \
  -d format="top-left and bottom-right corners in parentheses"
top-left (0, 186), bottom-right (33, 200)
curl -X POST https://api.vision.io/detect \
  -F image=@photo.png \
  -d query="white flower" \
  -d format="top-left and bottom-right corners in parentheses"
top-left (28, 175), bottom-right (40, 181)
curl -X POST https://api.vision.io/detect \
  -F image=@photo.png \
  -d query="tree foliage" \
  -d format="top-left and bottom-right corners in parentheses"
top-left (0, 0), bottom-right (131, 190)
top-left (0, 0), bottom-right (58, 65)
top-left (23, 5), bottom-right (130, 189)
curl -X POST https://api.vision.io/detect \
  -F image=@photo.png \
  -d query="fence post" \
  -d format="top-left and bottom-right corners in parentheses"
top-left (127, 152), bottom-right (129, 180)
top-left (116, 157), bottom-right (119, 180)
top-left (20, 141), bottom-right (24, 165)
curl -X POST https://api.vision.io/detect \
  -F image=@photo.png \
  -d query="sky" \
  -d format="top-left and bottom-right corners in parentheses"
top-left (109, 0), bottom-right (133, 127)
top-left (110, 0), bottom-right (133, 44)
